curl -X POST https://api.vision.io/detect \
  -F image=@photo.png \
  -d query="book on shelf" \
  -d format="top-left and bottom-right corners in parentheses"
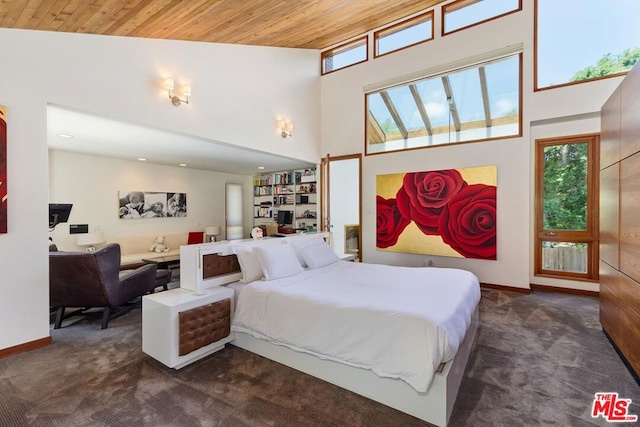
top-left (254, 186), bottom-right (273, 196)
top-left (253, 173), bottom-right (273, 186)
top-left (255, 206), bottom-right (272, 218)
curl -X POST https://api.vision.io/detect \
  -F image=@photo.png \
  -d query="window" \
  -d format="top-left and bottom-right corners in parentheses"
top-left (374, 11), bottom-right (433, 58)
top-left (225, 182), bottom-right (244, 240)
top-left (366, 53), bottom-right (521, 155)
top-left (443, 0), bottom-right (521, 35)
top-left (535, 0), bottom-right (640, 90)
top-left (321, 37), bottom-right (368, 75)
top-left (534, 134), bottom-right (599, 281)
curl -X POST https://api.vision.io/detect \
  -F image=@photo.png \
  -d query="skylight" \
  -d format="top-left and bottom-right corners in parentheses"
top-left (366, 53), bottom-right (521, 155)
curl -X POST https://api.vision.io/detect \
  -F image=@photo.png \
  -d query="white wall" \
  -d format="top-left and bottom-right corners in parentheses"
top-left (320, 2), bottom-right (621, 290)
top-left (49, 151), bottom-right (253, 250)
top-left (0, 28), bottom-right (320, 350)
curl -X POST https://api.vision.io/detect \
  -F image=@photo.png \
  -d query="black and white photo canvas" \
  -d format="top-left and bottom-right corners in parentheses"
top-left (118, 191), bottom-right (187, 219)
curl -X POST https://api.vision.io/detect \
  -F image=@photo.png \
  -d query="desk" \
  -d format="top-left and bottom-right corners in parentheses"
top-left (277, 226), bottom-right (298, 234)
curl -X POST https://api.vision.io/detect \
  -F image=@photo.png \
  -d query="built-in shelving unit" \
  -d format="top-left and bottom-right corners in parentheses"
top-left (253, 167), bottom-right (317, 231)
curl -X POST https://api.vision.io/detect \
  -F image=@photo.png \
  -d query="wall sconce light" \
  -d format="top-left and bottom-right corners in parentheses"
top-left (277, 119), bottom-right (293, 138)
top-left (164, 77), bottom-right (191, 106)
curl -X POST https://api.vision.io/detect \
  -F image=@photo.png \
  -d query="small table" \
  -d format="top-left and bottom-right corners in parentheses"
top-left (141, 254), bottom-right (180, 271)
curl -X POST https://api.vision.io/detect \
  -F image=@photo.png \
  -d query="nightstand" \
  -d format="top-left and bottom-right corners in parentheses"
top-left (142, 286), bottom-right (234, 369)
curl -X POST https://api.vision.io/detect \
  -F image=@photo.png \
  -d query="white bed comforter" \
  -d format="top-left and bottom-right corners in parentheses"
top-left (231, 261), bottom-right (480, 392)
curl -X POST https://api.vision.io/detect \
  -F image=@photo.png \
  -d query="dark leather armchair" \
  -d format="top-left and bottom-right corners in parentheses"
top-left (49, 243), bottom-right (157, 329)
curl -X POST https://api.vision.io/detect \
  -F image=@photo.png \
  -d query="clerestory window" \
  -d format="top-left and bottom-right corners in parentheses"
top-left (443, 0), bottom-right (521, 36)
top-left (322, 37), bottom-right (368, 75)
top-left (374, 11), bottom-right (434, 58)
top-left (365, 52), bottom-right (521, 155)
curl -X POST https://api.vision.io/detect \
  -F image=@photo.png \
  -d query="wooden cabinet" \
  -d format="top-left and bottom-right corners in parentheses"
top-left (599, 61), bottom-right (640, 378)
top-left (253, 167), bottom-right (317, 231)
top-left (600, 86), bottom-right (621, 169)
top-left (621, 65), bottom-right (640, 160)
top-left (599, 164), bottom-right (619, 269)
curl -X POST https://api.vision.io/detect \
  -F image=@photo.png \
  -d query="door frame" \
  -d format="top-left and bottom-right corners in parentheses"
top-left (320, 153), bottom-right (363, 260)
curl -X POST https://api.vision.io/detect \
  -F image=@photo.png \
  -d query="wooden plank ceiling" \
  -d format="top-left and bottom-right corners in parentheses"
top-left (0, 0), bottom-right (446, 50)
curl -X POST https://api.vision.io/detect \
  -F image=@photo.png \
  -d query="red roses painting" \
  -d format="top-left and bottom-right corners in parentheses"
top-left (376, 166), bottom-right (497, 260)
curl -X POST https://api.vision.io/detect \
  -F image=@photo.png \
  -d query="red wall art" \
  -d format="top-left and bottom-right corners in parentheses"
top-left (0, 106), bottom-right (6, 234)
top-left (376, 166), bottom-right (497, 260)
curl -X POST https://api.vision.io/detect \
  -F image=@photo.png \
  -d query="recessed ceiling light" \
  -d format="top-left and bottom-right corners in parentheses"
top-left (57, 133), bottom-right (74, 139)
top-left (138, 158), bottom-right (147, 161)
top-left (179, 163), bottom-right (187, 167)
top-left (258, 166), bottom-right (265, 170)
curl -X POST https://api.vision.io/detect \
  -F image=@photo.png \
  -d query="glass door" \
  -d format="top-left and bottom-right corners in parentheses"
top-left (321, 154), bottom-right (362, 260)
top-left (225, 182), bottom-right (244, 240)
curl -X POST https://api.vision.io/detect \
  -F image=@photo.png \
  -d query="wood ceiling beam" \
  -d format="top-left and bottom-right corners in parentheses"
top-left (478, 66), bottom-right (492, 127)
top-left (380, 91), bottom-right (409, 140)
top-left (441, 76), bottom-right (461, 132)
top-left (409, 84), bottom-right (433, 136)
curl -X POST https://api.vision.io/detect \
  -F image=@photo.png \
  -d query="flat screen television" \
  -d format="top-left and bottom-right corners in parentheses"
top-left (276, 210), bottom-right (293, 226)
top-left (49, 203), bottom-right (73, 229)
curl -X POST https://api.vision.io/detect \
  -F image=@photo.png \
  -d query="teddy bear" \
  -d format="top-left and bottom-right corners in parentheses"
top-left (149, 235), bottom-right (170, 253)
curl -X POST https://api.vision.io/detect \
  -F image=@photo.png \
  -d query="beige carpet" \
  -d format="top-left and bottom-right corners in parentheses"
top-left (1, 289), bottom-right (638, 426)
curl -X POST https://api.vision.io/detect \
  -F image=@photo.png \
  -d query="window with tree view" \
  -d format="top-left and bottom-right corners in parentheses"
top-left (535, 135), bottom-right (599, 280)
top-left (536, 0), bottom-right (640, 90)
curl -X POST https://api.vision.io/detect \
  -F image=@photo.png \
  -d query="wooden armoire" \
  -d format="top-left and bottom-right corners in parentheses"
top-left (599, 60), bottom-right (640, 380)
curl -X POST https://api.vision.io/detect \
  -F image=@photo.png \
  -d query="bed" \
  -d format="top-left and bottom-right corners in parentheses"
top-left (229, 237), bottom-right (479, 426)
top-left (180, 235), bottom-right (480, 427)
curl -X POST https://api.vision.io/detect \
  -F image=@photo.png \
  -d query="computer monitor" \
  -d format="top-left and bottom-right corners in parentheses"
top-left (49, 203), bottom-right (73, 229)
top-left (276, 210), bottom-right (293, 226)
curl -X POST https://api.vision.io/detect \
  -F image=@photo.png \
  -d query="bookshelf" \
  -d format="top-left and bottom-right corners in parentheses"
top-left (253, 167), bottom-right (317, 231)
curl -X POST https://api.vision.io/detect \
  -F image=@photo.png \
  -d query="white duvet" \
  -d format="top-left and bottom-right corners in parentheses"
top-left (231, 261), bottom-right (481, 392)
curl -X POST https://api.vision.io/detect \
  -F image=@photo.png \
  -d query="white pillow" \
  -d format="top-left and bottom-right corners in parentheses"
top-left (300, 242), bottom-right (340, 269)
top-left (233, 246), bottom-right (264, 283)
top-left (253, 244), bottom-right (304, 280)
top-left (287, 236), bottom-right (325, 268)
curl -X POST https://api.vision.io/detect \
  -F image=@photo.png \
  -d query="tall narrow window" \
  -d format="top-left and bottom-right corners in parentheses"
top-left (226, 182), bottom-right (244, 240)
top-left (535, 134), bottom-right (599, 280)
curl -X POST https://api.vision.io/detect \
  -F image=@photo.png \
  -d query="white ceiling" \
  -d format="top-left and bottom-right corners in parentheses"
top-left (46, 105), bottom-right (315, 175)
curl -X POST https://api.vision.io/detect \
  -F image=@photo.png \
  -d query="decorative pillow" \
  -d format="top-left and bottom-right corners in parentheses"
top-left (253, 244), bottom-right (304, 280)
top-left (299, 242), bottom-right (340, 269)
top-left (233, 246), bottom-right (264, 283)
top-left (287, 236), bottom-right (325, 268)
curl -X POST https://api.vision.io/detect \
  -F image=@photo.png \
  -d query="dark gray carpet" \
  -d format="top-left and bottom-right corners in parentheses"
top-left (0, 289), bottom-right (638, 426)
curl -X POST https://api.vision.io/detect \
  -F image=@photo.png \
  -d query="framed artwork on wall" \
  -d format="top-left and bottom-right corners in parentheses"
top-left (376, 165), bottom-right (497, 260)
top-left (118, 191), bottom-right (187, 219)
top-left (0, 105), bottom-right (6, 234)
